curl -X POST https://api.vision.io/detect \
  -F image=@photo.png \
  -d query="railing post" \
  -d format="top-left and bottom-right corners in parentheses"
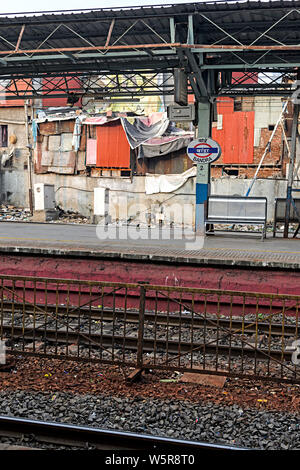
top-left (137, 284), bottom-right (146, 368)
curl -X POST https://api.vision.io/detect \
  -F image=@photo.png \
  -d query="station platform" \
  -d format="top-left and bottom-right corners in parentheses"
top-left (0, 221), bottom-right (299, 270)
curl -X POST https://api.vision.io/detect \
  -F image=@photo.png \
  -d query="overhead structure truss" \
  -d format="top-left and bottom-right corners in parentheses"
top-left (1, 1), bottom-right (300, 99)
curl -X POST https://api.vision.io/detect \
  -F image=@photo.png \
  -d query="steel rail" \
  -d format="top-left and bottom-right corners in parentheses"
top-left (0, 275), bottom-right (299, 383)
top-left (0, 301), bottom-right (297, 336)
top-left (0, 415), bottom-right (250, 450)
top-left (3, 324), bottom-right (295, 362)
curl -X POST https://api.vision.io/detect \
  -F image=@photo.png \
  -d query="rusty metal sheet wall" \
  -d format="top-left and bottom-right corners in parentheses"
top-left (96, 121), bottom-right (130, 169)
top-left (212, 98), bottom-right (254, 164)
top-left (144, 149), bottom-right (193, 175)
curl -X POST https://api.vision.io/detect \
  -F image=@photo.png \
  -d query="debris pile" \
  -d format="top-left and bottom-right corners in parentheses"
top-left (214, 223), bottom-right (296, 233)
top-left (52, 206), bottom-right (90, 224)
top-left (0, 205), bottom-right (90, 224)
top-left (0, 205), bottom-right (31, 222)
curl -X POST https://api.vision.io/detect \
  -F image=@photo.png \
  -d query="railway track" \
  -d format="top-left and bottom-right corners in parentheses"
top-left (0, 277), bottom-right (299, 384)
top-left (0, 415), bottom-right (249, 450)
top-left (2, 323), bottom-right (296, 362)
top-left (0, 300), bottom-right (298, 337)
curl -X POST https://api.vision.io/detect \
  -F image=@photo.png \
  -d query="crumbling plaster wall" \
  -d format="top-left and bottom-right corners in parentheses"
top-left (2, 170), bottom-right (299, 225)
top-left (25, 173), bottom-right (299, 224)
top-left (0, 107), bottom-right (28, 167)
top-left (0, 107), bottom-right (29, 205)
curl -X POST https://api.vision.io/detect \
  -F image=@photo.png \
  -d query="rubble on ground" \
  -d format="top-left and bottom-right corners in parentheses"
top-left (0, 205), bottom-right (31, 222)
top-left (214, 223), bottom-right (298, 233)
top-left (0, 205), bottom-right (90, 224)
top-left (0, 205), bottom-right (299, 232)
top-left (51, 207), bottom-right (90, 224)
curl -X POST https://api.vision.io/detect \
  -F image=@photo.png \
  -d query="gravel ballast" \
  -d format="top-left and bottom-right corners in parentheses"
top-left (0, 390), bottom-right (299, 450)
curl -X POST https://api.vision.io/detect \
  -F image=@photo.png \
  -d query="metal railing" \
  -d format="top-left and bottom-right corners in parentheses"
top-left (206, 195), bottom-right (267, 239)
top-left (0, 274), bottom-right (299, 384)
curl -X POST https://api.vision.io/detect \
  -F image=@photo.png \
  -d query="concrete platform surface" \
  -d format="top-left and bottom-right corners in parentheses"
top-left (0, 222), bottom-right (299, 269)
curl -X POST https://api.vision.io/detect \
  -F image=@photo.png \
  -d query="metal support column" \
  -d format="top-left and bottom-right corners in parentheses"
top-left (284, 103), bottom-right (299, 238)
top-left (195, 100), bottom-right (212, 234)
top-left (24, 100), bottom-right (33, 215)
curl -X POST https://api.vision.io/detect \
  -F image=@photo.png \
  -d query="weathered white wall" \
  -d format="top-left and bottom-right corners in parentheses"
top-left (0, 169), bottom-right (29, 207)
top-left (3, 170), bottom-right (300, 224)
top-left (211, 177), bottom-right (299, 222)
top-left (254, 97), bottom-right (283, 128)
top-left (31, 173), bottom-right (196, 226)
top-left (0, 107), bottom-right (29, 204)
top-left (253, 96), bottom-right (283, 147)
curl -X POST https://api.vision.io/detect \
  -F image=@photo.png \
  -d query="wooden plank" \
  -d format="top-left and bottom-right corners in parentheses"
top-left (125, 368), bottom-right (143, 384)
top-left (180, 369), bottom-right (226, 388)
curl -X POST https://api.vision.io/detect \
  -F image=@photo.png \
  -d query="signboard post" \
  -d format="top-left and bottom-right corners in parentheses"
top-left (187, 137), bottom-right (222, 235)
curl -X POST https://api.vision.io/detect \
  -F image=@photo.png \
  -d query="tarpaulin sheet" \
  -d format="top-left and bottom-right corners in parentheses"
top-left (35, 113), bottom-right (78, 123)
top-left (138, 135), bottom-right (193, 159)
top-left (86, 138), bottom-right (97, 165)
top-left (84, 116), bottom-right (119, 125)
top-left (121, 117), bottom-right (169, 149)
top-left (145, 166), bottom-right (196, 195)
top-left (72, 117), bottom-right (81, 152)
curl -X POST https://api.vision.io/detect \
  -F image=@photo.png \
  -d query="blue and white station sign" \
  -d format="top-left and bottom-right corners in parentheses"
top-left (187, 137), bottom-right (222, 164)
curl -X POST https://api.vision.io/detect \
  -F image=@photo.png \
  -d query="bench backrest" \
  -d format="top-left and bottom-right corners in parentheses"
top-left (274, 198), bottom-right (300, 223)
top-left (207, 196), bottom-right (267, 222)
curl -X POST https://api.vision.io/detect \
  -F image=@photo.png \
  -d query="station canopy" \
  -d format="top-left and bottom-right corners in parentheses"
top-left (1, 1), bottom-right (300, 100)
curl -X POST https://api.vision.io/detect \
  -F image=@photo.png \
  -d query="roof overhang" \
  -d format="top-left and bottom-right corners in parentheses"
top-left (0, 2), bottom-right (300, 98)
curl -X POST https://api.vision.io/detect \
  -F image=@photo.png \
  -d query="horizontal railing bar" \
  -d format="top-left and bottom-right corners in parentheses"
top-left (144, 284), bottom-right (300, 301)
top-left (0, 275), bottom-right (139, 290)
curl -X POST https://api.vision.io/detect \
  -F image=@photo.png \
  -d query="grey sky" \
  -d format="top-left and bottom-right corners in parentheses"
top-left (1, 0), bottom-right (200, 15)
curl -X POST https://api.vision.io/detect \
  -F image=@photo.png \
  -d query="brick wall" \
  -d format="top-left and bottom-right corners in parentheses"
top-left (253, 126), bottom-right (282, 166)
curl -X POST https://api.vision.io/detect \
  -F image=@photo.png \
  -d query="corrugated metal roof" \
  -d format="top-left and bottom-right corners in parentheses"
top-left (1, 1), bottom-right (300, 50)
top-left (0, 2), bottom-right (299, 80)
